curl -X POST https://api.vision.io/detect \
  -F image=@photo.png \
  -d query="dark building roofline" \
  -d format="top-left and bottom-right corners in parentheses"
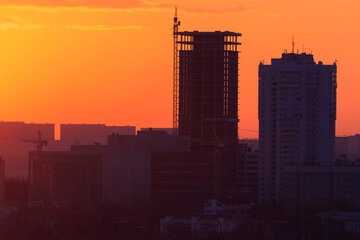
top-left (177, 31), bottom-right (241, 36)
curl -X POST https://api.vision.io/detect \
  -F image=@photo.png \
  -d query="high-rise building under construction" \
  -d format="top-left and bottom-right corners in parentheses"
top-left (173, 31), bottom-right (241, 150)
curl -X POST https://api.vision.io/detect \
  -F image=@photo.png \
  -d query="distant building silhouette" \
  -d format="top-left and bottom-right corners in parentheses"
top-left (107, 129), bottom-right (190, 152)
top-left (0, 121), bottom-right (54, 141)
top-left (175, 31), bottom-right (241, 150)
top-left (258, 53), bottom-right (337, 204)
top-left (335, 134), bottom-right (360, 162)
top-left (238, 139), bottom-right (259, 152)
top-left (0, 122), bottom-right (135, 176)
top-left (0, 121), bottom-right (54, 176)
top-left (60, 123), bottom-right (135, 144)
top-left (140, 128), bottom-right (173, 135)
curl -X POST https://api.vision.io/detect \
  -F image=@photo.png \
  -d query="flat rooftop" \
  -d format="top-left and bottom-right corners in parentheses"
top-left (177, 31), bottom-right (241, 37)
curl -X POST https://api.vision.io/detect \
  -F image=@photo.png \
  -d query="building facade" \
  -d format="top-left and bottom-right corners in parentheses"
top-left (258, 53), bottom-right (337, 204)
top-left (29, 152), bottom-right (102, 208)
top-left (152, 151), bottom-right (232, 212)
top-left (107, 130), bottom-right (190, 152)
top-left (71, 129), bottom-right (191, 205)
top-left (235, 144), bottom-right (259, 201)
top-left (204, 198), bottom-right (252, 216)
top-left (282, 164), bottom-right (360, 213)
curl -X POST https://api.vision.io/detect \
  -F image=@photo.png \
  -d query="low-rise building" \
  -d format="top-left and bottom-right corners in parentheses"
top-left (235, 144), bottom-right (259, 201)
top-left (151, 151), bottom-right (232, 212)
top-left (204, 198), bottom-right (252, 216)
top-left (335, 134), bottom-right (360, 162)
top-left (160, 198), bottom-right (253, 236)
top-left (317, 211), bottom-right (360, 234)
top-left (160, 215), bottom-right (242, 236)
top-left (282, 164), bottom-right (360, 212)
top-left (108, 129), bottom-right (190, 152)
top-left (28, 152), bottom-right (102, 208)
top-left (70, 145), bottom-right (153, 205)
top-left (0, 121), bottom-right (54, 141)
top-left (71, 129), bottom-right (190, 205)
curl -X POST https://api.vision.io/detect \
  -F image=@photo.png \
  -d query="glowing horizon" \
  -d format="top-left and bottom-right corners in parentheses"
top-left (0, 0), bottom-right (359, 139)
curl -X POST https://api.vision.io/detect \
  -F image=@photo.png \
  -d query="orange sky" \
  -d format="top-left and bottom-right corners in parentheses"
top-left (0, 0), bottom-right (359, 139)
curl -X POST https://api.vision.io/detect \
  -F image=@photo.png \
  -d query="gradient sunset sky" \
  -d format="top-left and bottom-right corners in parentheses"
top-left (0, 0), bottom-right (359, 139)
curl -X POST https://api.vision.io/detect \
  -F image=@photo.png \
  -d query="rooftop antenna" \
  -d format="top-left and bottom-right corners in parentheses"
top-left (174, 7), bottom-right (178, 25)
top-left (292, 34), bottom-right (295, 53)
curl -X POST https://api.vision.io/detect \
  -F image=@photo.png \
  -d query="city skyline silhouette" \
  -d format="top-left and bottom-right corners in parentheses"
top-left (0, 2), bottom-right (360, 239)
top-left (0, 0), bottom-right (359, 139)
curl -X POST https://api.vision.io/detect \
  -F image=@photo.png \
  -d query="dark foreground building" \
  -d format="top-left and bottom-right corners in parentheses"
top-left (282, 163), bottom-right (360, 213)
top-left (0, 155), bottom-right (4, 202)
top-left (28, 129), bottom-right (190, 207)
top-left (235, 144), bottom-right (259, 201)
top-left (175, 31), bottom-right (241, 151)
top-left (151, 151), bottom-right (232, 213)
top-left (29, 152), bottom-right (102, 208)
top-left (72, 130), bottom-right (190, 205)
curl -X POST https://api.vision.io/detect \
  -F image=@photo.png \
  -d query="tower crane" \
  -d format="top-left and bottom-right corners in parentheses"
top-left (173, 7), bottom-right (181, 135)
top-left (20, 131), bottom-right (48, 152)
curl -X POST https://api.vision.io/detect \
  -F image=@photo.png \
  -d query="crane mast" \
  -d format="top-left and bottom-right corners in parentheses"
top-left (173, 7), bottom-right (180, 135)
